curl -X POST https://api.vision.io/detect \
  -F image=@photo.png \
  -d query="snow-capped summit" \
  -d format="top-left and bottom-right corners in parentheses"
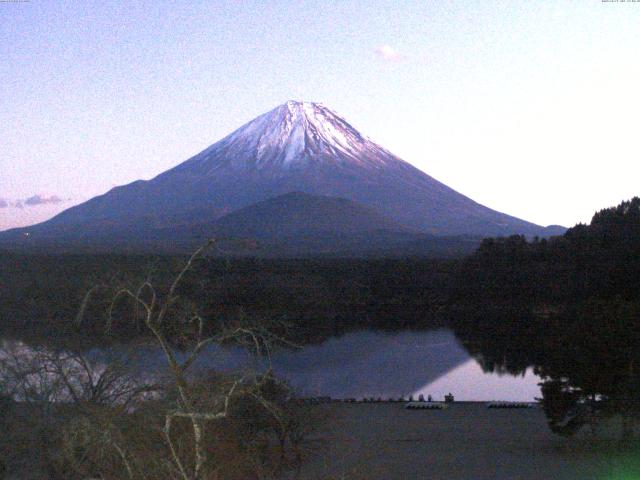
top-left (176, 100), bottom-right (394, 175)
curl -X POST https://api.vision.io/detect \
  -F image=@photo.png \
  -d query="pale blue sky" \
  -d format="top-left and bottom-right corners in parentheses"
top-left (1, 0), bottom-right (639, 230)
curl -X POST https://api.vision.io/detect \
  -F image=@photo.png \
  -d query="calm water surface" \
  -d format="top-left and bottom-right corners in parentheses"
top-left (2, 329), bottom-right (541, 402)
top-left (131, 329), bottom-right (541, 401)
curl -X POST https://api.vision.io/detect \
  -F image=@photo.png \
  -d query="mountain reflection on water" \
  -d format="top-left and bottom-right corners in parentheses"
top-left (130, 329), bottom-right (541, 401)
top-left (1, 329), bottom-right (541, 401)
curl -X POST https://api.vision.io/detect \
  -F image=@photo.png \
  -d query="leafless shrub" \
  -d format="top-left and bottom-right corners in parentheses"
top-left (0, 340), bottom-right (164, 479)
top-left (69, 240), bottom-right (323, 480)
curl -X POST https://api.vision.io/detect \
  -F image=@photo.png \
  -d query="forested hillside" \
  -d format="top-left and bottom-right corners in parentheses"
top-left (452, 198), bottom-right (640, 436)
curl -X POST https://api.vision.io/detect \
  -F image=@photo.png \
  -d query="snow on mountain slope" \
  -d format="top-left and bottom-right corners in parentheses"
top-left (176, 101), bottom-right (394, 174)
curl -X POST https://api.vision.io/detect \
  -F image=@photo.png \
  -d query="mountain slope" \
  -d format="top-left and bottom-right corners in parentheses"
top-left (191, 192), bottom-right (480, 258)
top-left (209, 191), bottom-right (409, 239)
top-left (0, 101), bottom-right (564, 253)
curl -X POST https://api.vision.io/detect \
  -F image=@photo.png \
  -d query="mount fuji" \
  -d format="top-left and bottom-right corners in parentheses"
top-left (0, 101), bottom-right (564, 254)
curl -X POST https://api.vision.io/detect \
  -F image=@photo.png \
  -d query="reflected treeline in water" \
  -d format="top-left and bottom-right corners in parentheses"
top-left (415, 359), bottom-right (541, 402)
top-left (449, 198), bottom-right (640, 437)
top-left (450, 304), bottom-right (539, 377)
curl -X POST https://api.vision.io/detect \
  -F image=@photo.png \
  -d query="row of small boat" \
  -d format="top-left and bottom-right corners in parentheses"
top-left (404, 401), bottom-right (536, 410)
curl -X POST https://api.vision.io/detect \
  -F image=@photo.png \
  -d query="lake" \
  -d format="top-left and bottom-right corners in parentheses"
top-left (1, 329), bottom-right (541, 402)
top-left (123, 328), bottom-right (542, 402)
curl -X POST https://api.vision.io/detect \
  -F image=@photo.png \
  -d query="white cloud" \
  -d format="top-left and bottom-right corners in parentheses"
top-left (375, 45), bottom-right (402, 62)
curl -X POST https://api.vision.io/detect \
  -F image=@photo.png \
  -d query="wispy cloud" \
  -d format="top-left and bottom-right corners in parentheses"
top-left (375, 44), bottom-right (403, 62)
top-left (0, 194), bottom-right (68, 209)
top-left (24, 194), bottom-right (64, 206)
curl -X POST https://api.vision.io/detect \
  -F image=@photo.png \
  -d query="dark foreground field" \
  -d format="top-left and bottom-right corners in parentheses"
top-left (301, 403), bottom-right (640, 480)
